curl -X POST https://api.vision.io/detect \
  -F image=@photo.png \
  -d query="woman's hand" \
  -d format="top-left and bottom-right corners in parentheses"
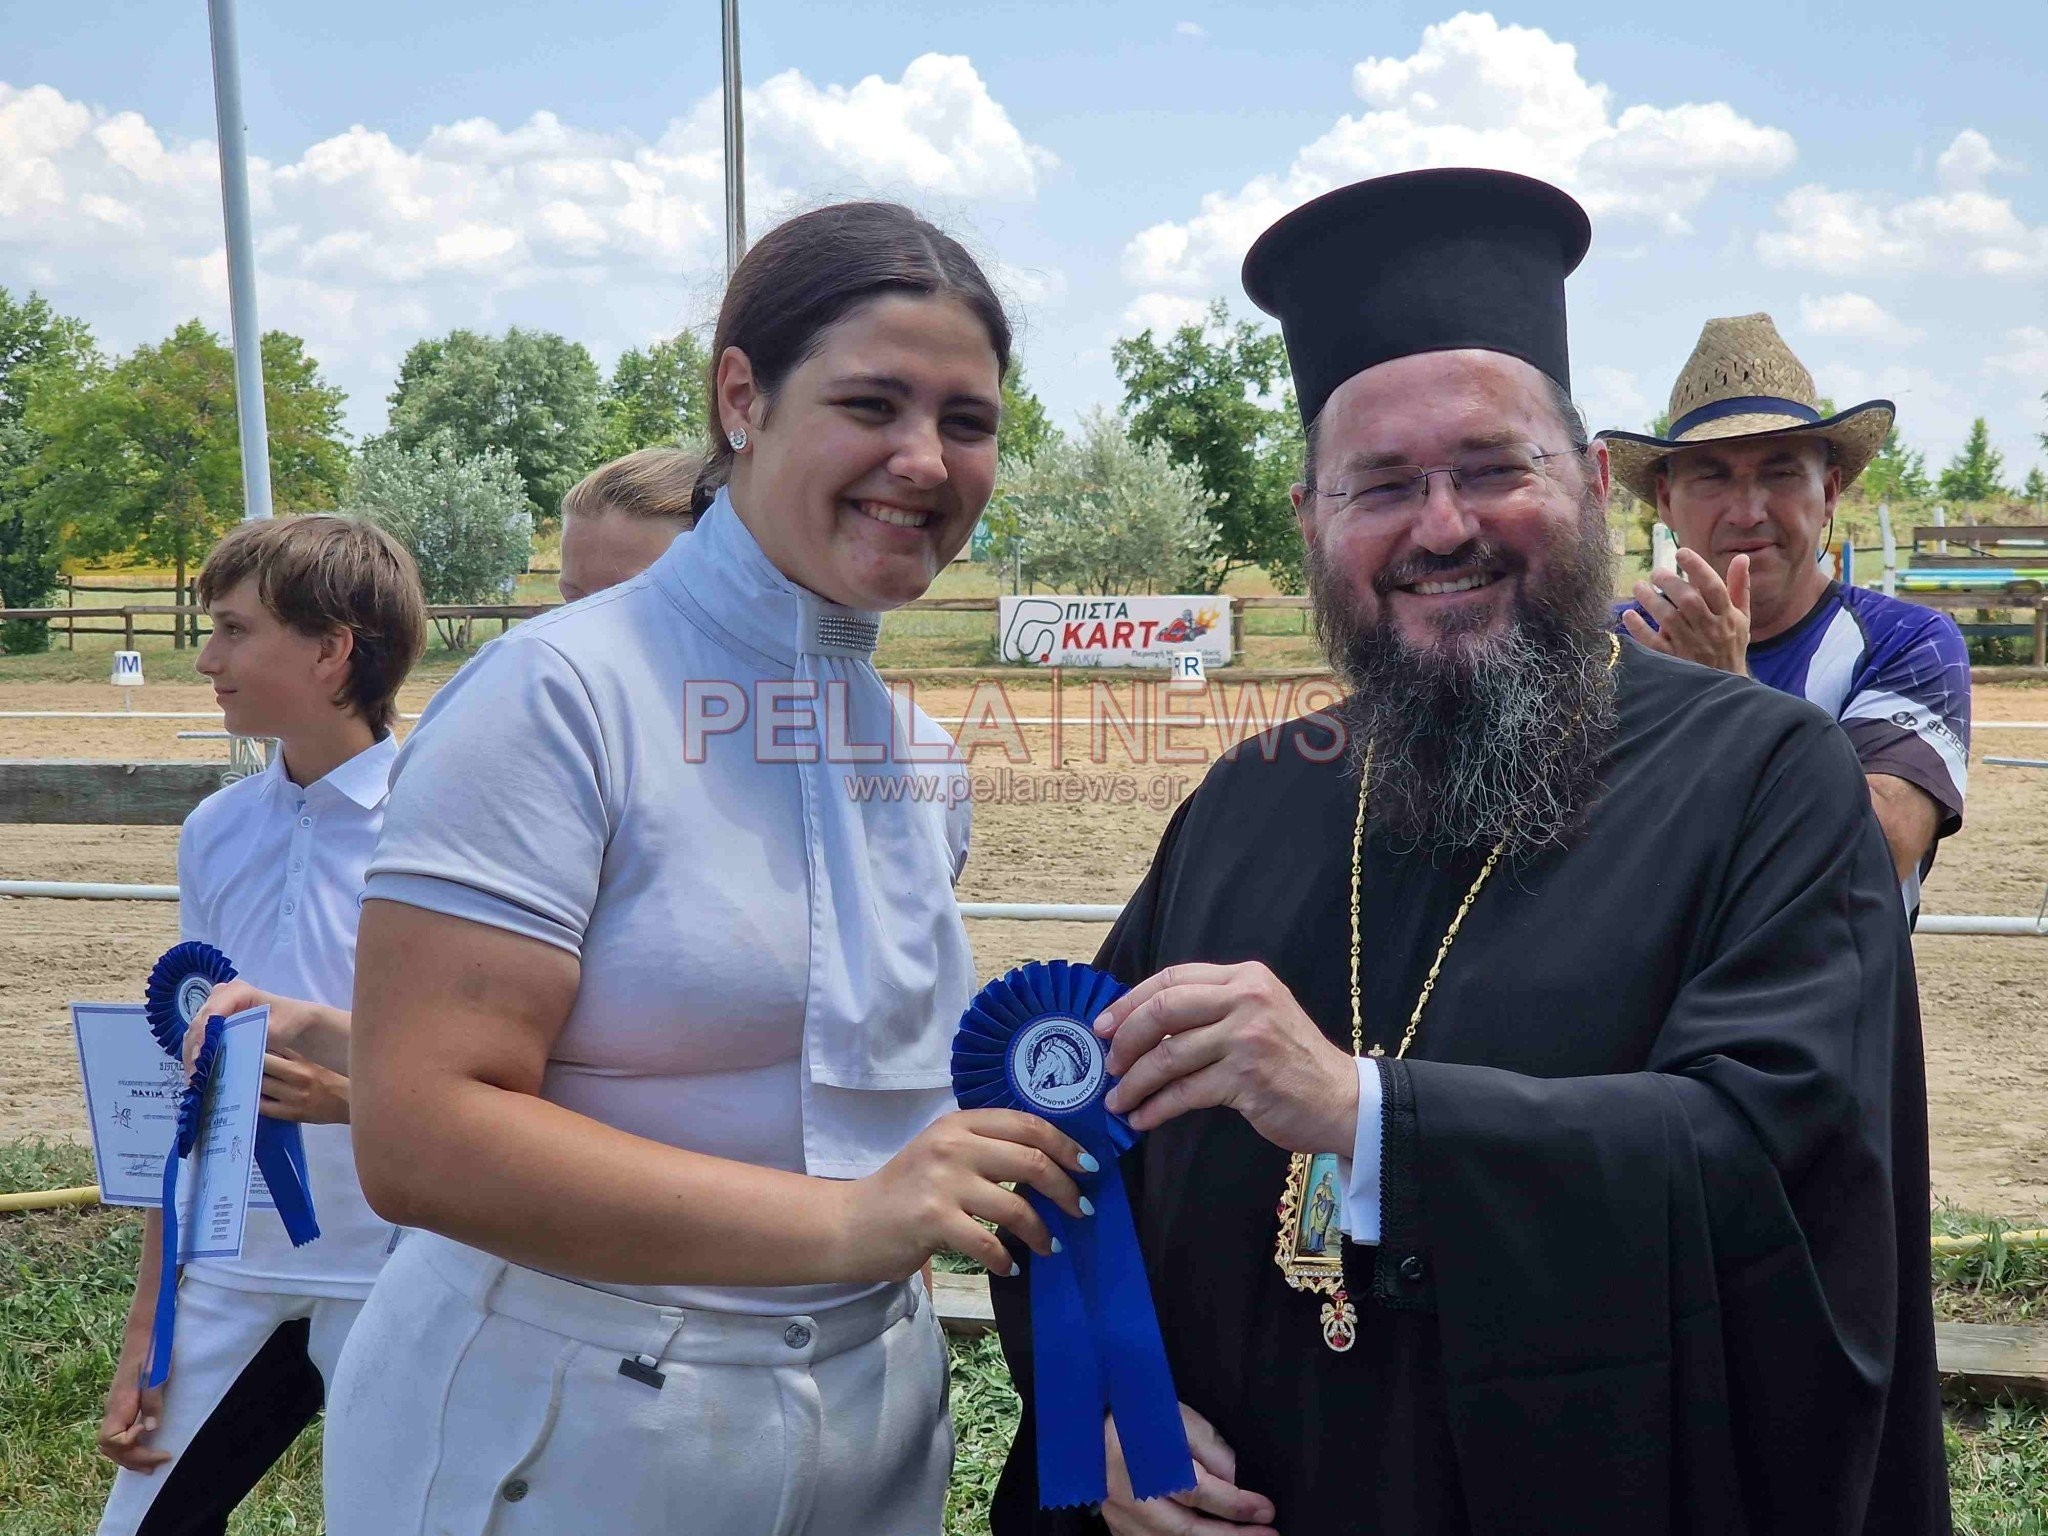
top-left (839, 1109), bottom-right (1096, 1282)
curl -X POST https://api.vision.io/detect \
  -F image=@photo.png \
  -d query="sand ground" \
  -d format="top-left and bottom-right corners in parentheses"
top-left (4, 676), bottom-right (2045, 1218)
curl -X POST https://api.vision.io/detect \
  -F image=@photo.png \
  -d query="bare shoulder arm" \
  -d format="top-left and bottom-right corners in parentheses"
top-left (348, 900), bottom-right (861, 1286)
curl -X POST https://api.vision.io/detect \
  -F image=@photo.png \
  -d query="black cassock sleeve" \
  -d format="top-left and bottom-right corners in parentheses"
top-left (989, 797), bottom-right (1191, 1536)
top-left (1373, 710), bottom-right (1948, 1535)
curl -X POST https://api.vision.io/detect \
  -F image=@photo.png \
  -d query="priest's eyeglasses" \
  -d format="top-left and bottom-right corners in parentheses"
top-left (1316, 444), bottom-right (1581, 517)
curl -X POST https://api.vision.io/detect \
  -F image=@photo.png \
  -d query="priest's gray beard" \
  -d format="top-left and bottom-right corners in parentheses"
top-left (1306, 496), bottom-right (1619, 861)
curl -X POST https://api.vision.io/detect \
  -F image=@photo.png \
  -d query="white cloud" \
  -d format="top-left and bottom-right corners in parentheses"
top-left (1120, 293), bottom-right (1211, 337)
top-left (1175, 21), bottom-right (1207, 39)
top-left (1758, 130), bottom-right (2046, 277)
top-left (0, 60), bottom-right (1051, 433)
top-left (750, 55), bottom-right (1055, 201)
top-left (1987, 326), bottom-right (2048, 378)
top-left (1797, 292), bottom-right (1925, 344)
top-left (1937, 129), bottom-right (2022, 191)
top-left (1577, 364), bottom-right (1655, 434)
top-left (1121, 11), bottom-right (1794, 314)
top-left (991, 259), bottom-right (1067, 311)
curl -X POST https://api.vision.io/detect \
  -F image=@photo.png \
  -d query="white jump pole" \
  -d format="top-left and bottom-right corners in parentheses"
top-left (1879, 503), bottom-right (1897, 597)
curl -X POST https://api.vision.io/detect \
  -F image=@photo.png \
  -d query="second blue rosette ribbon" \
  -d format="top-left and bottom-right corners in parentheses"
top-left (952, 960), bottom-right (1195, 1510)
top-left (146, 942), bottom-right (320, 1248)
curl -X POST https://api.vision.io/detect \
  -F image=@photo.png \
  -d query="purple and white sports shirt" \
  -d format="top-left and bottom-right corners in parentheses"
top-left (1624, 580), bottom-right (1970, 912)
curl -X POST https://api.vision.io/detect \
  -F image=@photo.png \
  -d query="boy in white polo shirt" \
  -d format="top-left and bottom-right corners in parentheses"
top-left (95, 514), bottom-right (426, 1536)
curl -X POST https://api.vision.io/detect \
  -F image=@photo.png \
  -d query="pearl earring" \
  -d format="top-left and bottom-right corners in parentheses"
top-left (728, 427), bottom-right (747, 452)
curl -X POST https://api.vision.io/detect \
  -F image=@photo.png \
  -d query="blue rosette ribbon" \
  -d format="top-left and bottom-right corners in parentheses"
top-left (953, 960), bottom-right (1195, 1510)
top-left (145, 942), bottom-right (320, 1248)
top-left (148, 1013), bottom-right (223, 1387)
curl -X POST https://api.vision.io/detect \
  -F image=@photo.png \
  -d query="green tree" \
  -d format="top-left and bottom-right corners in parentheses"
top-left (1114, 301), bottom-right (1302, 591)
top-left (26, 321), bottom-right (348, 642)
top-left (1862, 427), bottom-right (1933, 504)
top-left (991, 408), bottom-right (1216, 596)
top-left (998, 363), bottom-right (1059, 464)
top-left (2024, 466), bottom-right (2047, 505)
top-left (349, 437), bottom-right (532, 649)
top-left (1937, 417), bottom-right (2008, 503)
top-left (0, 289), bottom-right (97, 652)
top-left (382, 327), bottom-right (604, 525)
top-left (597, 332), bottom-right (709, 463)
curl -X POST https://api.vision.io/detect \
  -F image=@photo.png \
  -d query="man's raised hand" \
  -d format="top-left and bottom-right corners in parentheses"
top-left (1096, 962), bottom-right (1358, 1154)
top-left (1624, 548), bottom-right (1751, 676)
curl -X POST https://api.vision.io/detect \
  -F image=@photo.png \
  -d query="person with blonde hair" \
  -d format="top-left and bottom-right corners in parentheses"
top-left (556, 444), bottom-right (700, 602)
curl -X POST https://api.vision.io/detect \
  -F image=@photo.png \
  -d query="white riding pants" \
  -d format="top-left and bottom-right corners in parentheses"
top-left (322, 1231), bottom-right (953, 1535)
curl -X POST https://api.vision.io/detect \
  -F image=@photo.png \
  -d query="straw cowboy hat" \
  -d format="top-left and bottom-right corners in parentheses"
top-left (1598, 313), bottom-right (1894, 505)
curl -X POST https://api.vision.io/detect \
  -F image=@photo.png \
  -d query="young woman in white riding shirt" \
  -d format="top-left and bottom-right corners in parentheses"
top-left (323, 202), bottom-right (1090, 1534)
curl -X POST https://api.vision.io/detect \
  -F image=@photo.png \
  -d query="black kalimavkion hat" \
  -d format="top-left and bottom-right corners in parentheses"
top-left (1241, 167), bottom-right (1593, 426)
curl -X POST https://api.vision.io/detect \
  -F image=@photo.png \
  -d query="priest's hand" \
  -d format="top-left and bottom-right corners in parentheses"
top-left (1624, 548), bottom-right (1750, 676)
top-left (1098, 962), bottom-right (1358, 1154)
top-left (1102, 1403), bottom-right (1277, 1536)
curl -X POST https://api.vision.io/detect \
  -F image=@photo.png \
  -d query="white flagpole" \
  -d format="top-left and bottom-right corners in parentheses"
top-left (206, 0), bottom-right (273, 521)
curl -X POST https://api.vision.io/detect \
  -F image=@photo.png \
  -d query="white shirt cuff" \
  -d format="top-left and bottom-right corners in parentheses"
top-left (1334, 1056), bottom-right (1384, 1244)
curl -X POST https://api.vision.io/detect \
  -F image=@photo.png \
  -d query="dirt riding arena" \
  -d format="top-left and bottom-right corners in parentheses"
top-left (4, 676), bottom-right (2045, 1220)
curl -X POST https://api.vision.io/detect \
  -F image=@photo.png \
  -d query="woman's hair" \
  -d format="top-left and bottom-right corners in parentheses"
top-left (691, 201), bottom-right (1013, 515)
top-left (195, 514), bottom-right (428, 736)
top-left (561, 446), bottom-right (702, 525)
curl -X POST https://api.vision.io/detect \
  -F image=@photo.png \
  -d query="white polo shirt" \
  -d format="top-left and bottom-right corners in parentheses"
top-left (364, 495), bottom-right (973, 1315)
top-left (175, 733), bottom-right (398, 1299)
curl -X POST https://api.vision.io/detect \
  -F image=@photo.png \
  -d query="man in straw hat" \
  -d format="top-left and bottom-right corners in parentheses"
top-left (991, 170), bottom-right (1947, 1535)
top-left (1602, 315), bottom-right (1969, 907)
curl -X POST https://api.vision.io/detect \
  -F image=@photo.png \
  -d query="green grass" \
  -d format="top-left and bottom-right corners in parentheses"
top-left (0, 1139), bottom-right (1019, 1534)
top-left (5, 1139), bottom-right (2043, 1531)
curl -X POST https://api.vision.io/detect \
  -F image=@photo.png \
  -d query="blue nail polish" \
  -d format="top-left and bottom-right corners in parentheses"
top-left (1079, 1196), bottom-right (1096, 1217)
top-left (1078, 1152), bottom-right (1101, 1174)
top-left (1050, 1237), bottom-right (1064, 1254)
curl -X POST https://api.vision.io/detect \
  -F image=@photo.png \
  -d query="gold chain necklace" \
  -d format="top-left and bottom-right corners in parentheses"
top-left (1276, 631), bottom-right (1621, 1352)
top-left (1348, 741), bottom-right (1503, 1062)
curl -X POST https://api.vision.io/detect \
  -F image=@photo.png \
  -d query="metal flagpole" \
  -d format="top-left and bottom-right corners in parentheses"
top-left (205, 0), bottom-right (275, 783)
top-left (206, 0), bottom-right (273, 522)
top-left (720, 0), bottom-right (746, 276)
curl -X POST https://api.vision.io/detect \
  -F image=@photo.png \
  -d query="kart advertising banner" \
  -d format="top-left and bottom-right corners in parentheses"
top-left (998, 596), bottom-right (1234, 669)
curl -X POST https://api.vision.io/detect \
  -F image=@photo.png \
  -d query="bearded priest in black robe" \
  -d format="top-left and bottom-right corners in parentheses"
top-left (989, 169), bottom-right (1949, 1536)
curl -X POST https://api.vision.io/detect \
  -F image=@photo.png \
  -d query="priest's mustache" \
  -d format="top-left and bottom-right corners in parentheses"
top-left (1372, 542), bottom-right (1523, 597)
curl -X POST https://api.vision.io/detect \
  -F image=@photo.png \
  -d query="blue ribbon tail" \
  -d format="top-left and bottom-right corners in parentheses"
top-left (146, 1130), bottom-right (182, 1389)
top-left (1073, 1164), bottom-right (1195, 1501)
top-left (949, 962), bottom-right (1195, 1511)
top-left (1029, 1195), bottom-right (1110, 1508)
top-left (253, 1118), bottom-right (320, 1247)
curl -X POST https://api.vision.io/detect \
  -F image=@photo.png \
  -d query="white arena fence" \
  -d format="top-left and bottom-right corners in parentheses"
top-left (0, 880), bottom-right (2037, 936)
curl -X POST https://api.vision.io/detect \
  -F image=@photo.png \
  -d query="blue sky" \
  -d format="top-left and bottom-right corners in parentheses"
top-left (5, 2), bottom-right (2045, 479)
